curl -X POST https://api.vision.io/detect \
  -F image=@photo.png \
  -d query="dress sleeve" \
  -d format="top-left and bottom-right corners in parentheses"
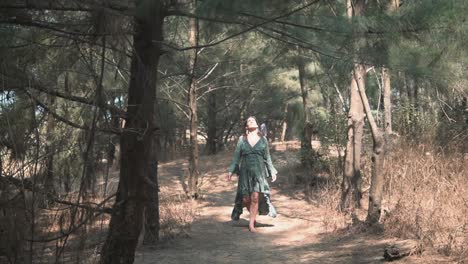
top-left (263, 137), bottom-right (277, 177)
top-left (228, 136), bottom-right (243, 174)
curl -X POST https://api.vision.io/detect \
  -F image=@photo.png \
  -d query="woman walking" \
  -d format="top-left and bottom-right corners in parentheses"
top-left (227, 116), bottom-right (278, 232)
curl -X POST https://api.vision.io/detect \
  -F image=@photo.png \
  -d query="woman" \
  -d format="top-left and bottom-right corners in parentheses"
top-left (227, 116), bottom-right (278, 232)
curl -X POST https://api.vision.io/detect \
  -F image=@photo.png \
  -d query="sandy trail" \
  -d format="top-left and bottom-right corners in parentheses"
top-left (134, 149), bottom-right (450, 264)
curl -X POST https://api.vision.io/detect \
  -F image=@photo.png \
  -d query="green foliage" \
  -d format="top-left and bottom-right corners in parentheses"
top-left (436, 98), bottom-right (468, 152)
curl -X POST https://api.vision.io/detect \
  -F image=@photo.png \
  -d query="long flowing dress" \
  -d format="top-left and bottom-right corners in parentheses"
top-left (228, 135), bottom-right (278, 220)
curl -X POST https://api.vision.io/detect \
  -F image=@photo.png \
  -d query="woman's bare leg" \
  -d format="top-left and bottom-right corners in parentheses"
top-left (242, 196), bottom-right (251, 212)
top-left (249, 192), bottom-right (259, 232)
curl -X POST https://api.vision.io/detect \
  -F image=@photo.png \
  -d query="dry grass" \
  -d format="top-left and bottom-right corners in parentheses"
top-left (0, 165), bottom-right (198, 263)
top-left (275, 144), bottom-right (349, 233)
top-left (158, 186), bottom-right (197, 239)
top-left (316, 185), bottom-right (348, 233)
top-left (296, 140), bottom-right (467, 261)
top-left (382, 144), bottom-right (468, 260)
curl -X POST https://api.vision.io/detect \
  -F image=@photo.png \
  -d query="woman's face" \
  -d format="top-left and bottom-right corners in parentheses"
top-left (246, 117), bottom-right (258, 129)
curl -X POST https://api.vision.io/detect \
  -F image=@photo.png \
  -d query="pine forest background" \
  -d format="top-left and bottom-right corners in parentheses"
top-left (0, 0), bottom-right (467, 263)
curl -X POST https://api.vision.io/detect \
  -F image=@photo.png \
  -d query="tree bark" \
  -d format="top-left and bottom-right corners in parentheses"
top-left (341, 65), bottom-right (365, 210)
top-left (187, 0), bottom-right (200, 199)
top-left (143, 133), bottom-right (160, 244)
top-left (382, 67), bottom-right (392, 137)
top-left (381, 0), bottom-right (398, 142)
top-left (99, 1), bottom-right (163, 263)
top-left (362, 0), bottom-right (399, 224)
top-left (341, 0), bottom-right (366, 211)
top-left (354, 70), bottom-right (386, 224)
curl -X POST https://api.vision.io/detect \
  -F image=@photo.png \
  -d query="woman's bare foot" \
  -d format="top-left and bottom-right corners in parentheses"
top-left (248, 225), bottom-right (258, 233)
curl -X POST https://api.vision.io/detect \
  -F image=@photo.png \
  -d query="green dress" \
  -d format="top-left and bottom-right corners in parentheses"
top-left (228, 135), bottom-right (278, 220)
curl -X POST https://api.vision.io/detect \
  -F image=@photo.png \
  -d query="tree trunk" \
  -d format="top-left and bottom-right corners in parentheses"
top-left (99, 1), bottom-right (163, 263)
top-left (107, 96), bottom-right (120, 167)
top-left (281, 103), bottom-right (289, 142)
top-left (298, 57), bottom-right (313, 150)
top-left (143, 133), bottom-right (160, 244)
top-left (354, 70), bottom-right (386, 224)
top-left (341, 0), bottom-right (366, 211)
top-left (298, 56), bottom-right (317, 169)
top-left (405, 76), bottom-right (420, 136)
top-left (341, 64), bottom-right (365, 210)
top-left (187, 0), bottom-right (200, 199)
top-left (382, 0), bottom-right (398, 141)
top-left (206, 89), bottom-right (217, 155)
top-left (382, 67), bottom-right (392, 138)
top-left (403, 75), bottom-right (412, 135)
top-left (44, 95), bottom-right (56, 197)
top-left (82, 131), bottom-right (97, 196)
top-left (362, 0), bottom-right (399, 223)
top-left (413, 78), bottom-right (419, 121)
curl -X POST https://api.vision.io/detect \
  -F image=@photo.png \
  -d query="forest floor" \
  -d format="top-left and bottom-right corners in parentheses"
top-left (134, 141), bottom-right (457, 264)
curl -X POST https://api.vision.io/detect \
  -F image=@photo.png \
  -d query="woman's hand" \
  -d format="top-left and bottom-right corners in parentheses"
top-left (227, 172), bottom-right (233, 181)
top-left (271, 174), bottom-right (277, 182)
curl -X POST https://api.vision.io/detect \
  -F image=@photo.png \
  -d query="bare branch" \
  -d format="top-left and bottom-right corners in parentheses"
top-left (0, 0), bottom-right (132, 13)
top-left (196, 62), bottom-right (219, 84)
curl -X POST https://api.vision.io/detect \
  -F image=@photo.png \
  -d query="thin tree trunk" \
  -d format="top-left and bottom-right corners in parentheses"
top-left (341, 0), bottom-right (366, 210)
top-left (382, 68), bottom-right (392, 135)
top-left (362, 0), bottom-right (398, 223)
top-left (298, 57), bottom-right (313, 149)
top-left (356, 70), bottom-right (385, 224)
top-left (107, 96), bottom-right (120, 167)
top-left (403, 74), bottom-right (412, 135)
top-left (341, 65), bottom-right (365, 210)
top-left (298, 56), bottom-right (317, 169)
top-left (206, 89), bottom-right (217, 155)
top-left (100, 1), bottom-right (163, 263)
top-left (382, 0), bottom-right (398, 145)
top-left (187, 0), bottom-right (200, 199)
top-left (281, 103), bottom-right (289, 142)
top-left (82, 37), bottom-right (107, 198)
top-left (44, 95), bottom-right (56, 198)
top-left (406, 75), bottom-right (418, 136)
top-left (413, 78), bottom-right (419, 115)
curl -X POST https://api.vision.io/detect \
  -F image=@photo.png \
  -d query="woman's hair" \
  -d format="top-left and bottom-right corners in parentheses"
top-left (242, 116), bottom-right (264, 137)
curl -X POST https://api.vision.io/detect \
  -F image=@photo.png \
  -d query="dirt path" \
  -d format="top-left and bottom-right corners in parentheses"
top-left (134, 149), bottom-right (450, 264)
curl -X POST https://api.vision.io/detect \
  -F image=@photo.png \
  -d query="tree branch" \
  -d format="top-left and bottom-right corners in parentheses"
top-left (0, 0), bottom-right (132, 13)
top-left (26, 92), bottom-right (121, 135)
top-left (0, 174), bottom-right (115, 215)
top-left (158, 0), bottom-right (322, 51)
top-left (16, 82), bottom-right (127, 118)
